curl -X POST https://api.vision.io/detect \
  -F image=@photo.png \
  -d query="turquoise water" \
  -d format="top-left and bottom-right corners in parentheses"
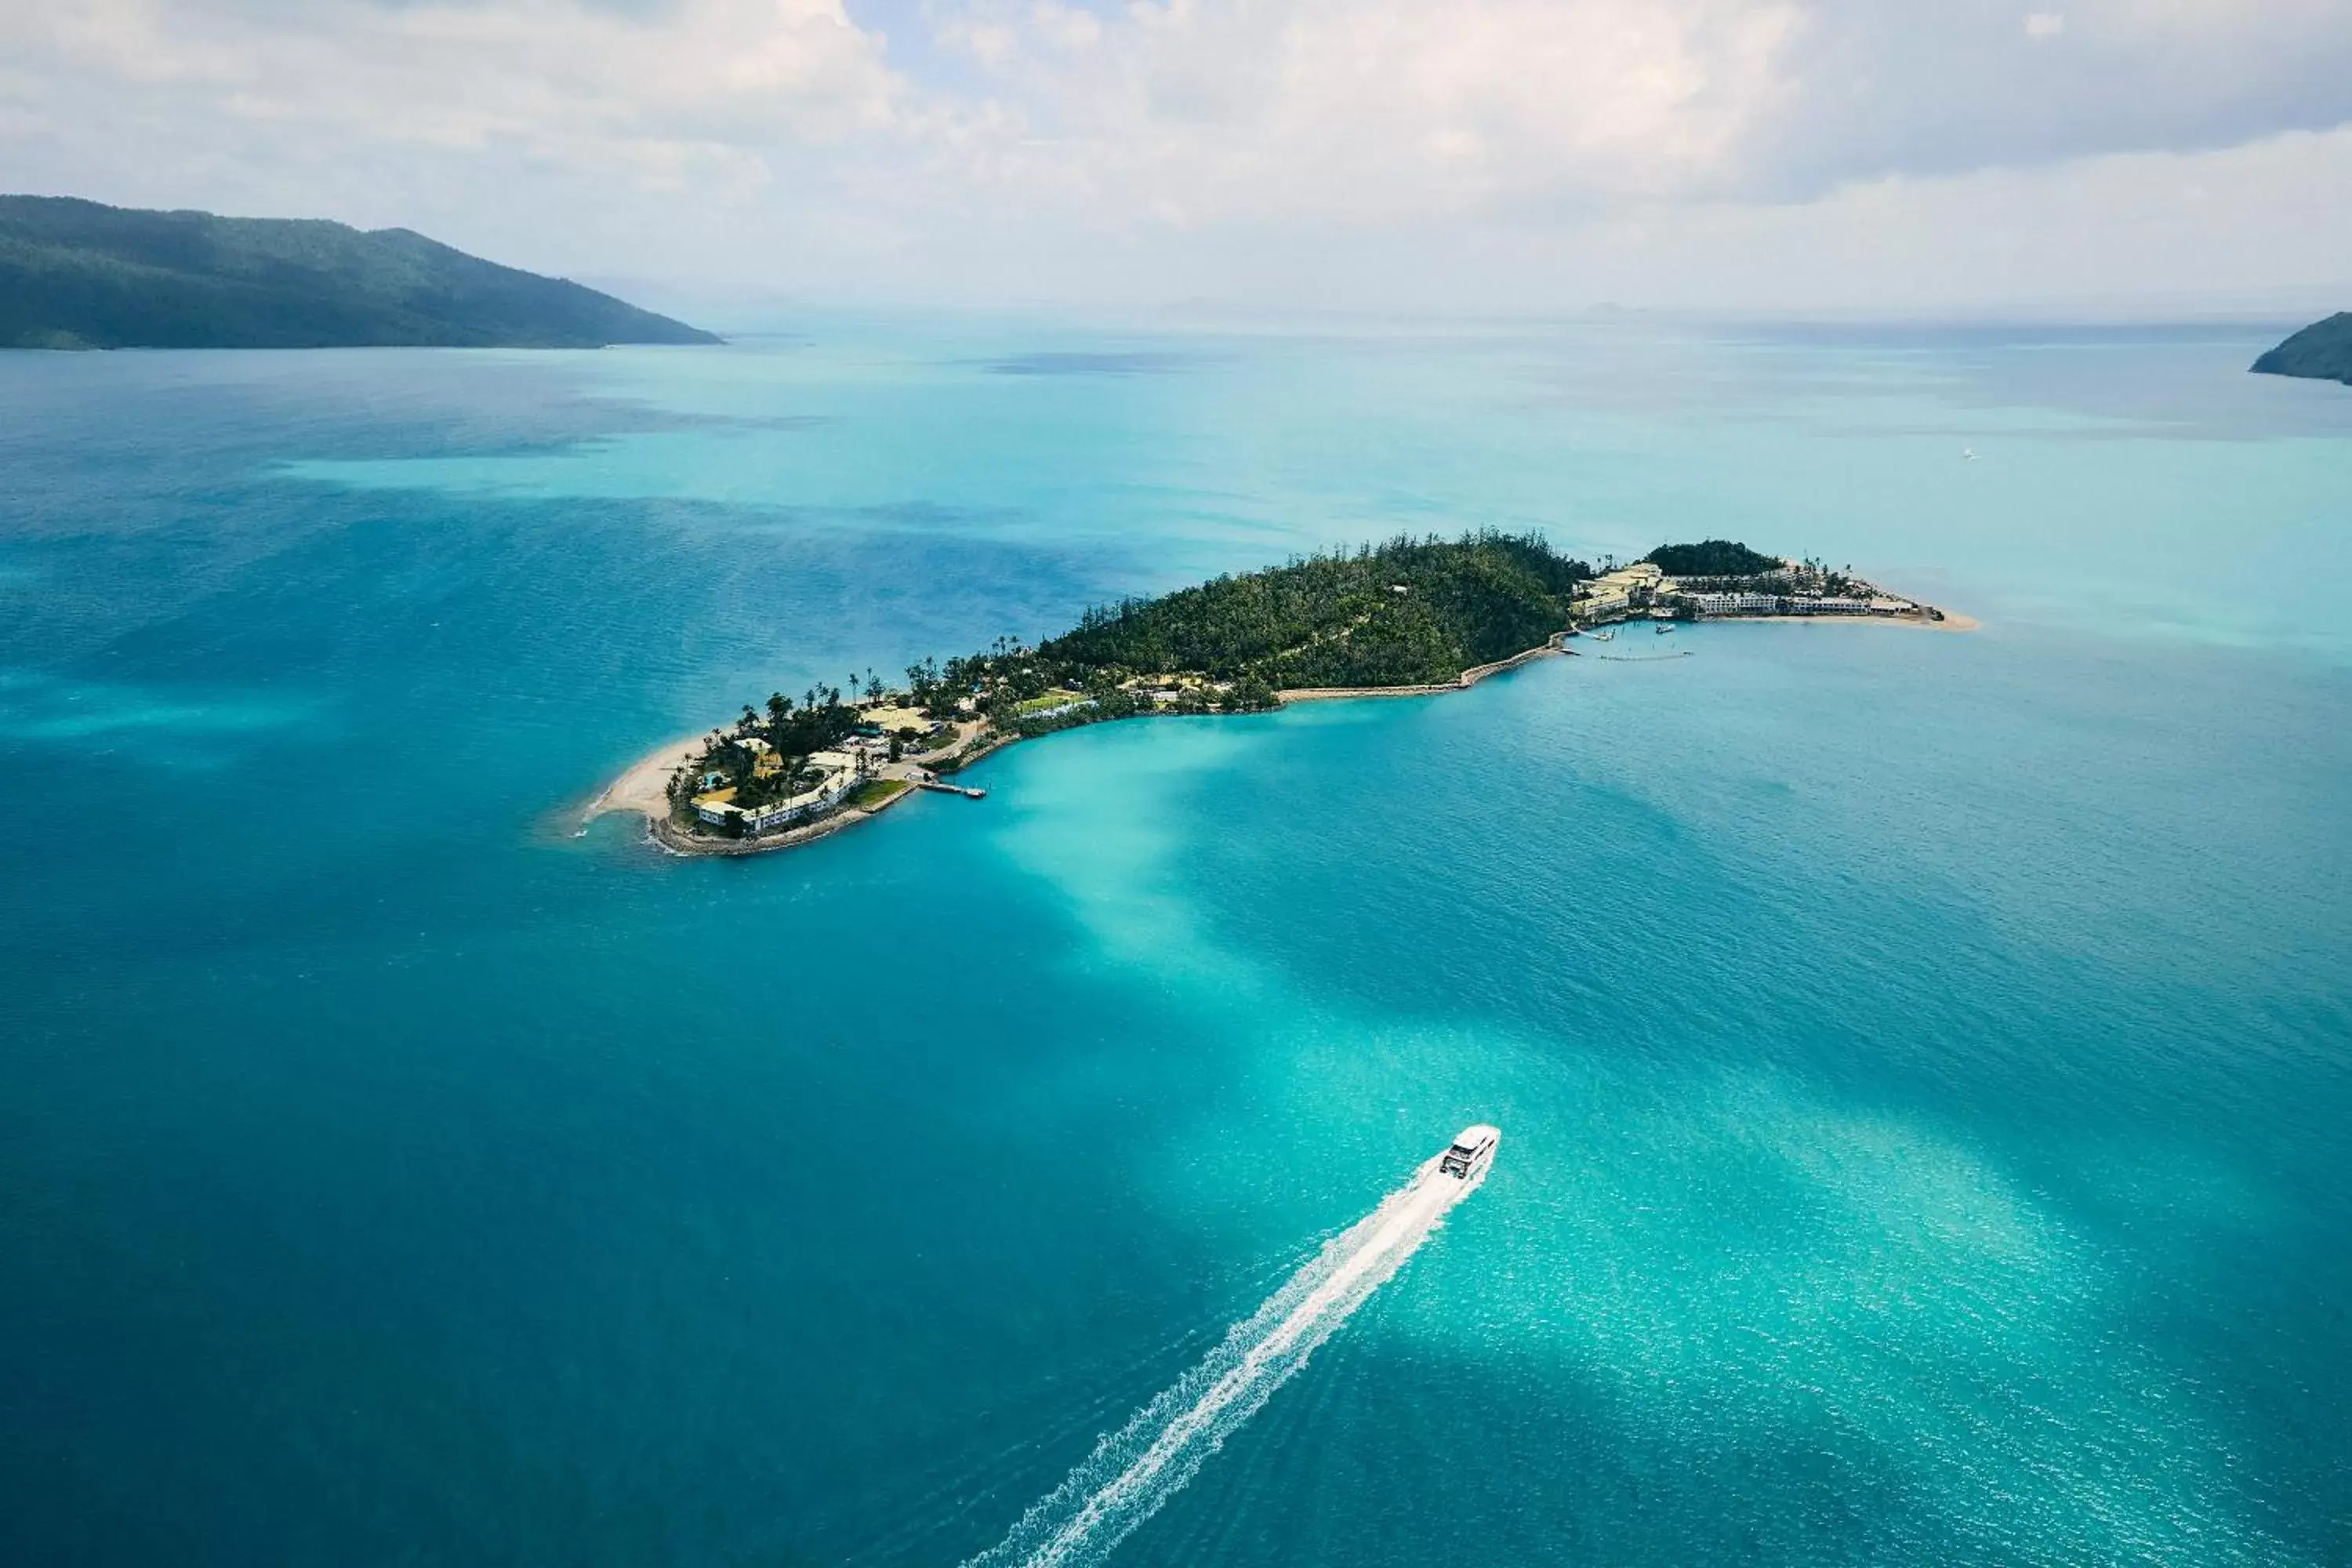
top-left (2, 319), bottom-right (2347, 1566)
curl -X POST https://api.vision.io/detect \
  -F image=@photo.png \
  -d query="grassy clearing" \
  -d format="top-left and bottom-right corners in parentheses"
top-left (1014, 688), bottom-right (1086, 716)
top-left (848, 779), bottom-right (912, 811)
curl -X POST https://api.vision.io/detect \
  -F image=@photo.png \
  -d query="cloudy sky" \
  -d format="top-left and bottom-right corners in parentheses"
top-left (5, 0), bottom-right (2349, 314)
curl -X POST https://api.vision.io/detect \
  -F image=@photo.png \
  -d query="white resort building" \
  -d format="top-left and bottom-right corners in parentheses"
top-left (694, 748), bottom-right (863, 834)
top-left (1686, 590), bottom-right (1784, 615)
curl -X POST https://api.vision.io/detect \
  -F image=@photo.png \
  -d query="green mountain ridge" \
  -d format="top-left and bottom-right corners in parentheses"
top-left (2250, 312), bottom-right (2352, 387)
top-left (0, 195), bottom-right (719, 350)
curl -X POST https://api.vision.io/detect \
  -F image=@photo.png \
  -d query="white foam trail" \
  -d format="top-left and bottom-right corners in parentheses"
top-left (965, 1148), bottom-right (1491, 1568)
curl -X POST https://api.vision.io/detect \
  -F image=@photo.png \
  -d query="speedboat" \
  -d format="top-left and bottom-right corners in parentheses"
top-left (1655, 622), bottom-right (1675, 634)
top-left (1589, 629), bottom-right (1616, 642)
top-left (1439, 1125), bottom-right (1500, 1180)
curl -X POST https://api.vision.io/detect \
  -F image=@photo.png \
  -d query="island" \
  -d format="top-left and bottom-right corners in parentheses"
top-left (0, 195), bottom-right (718, 350)
top-left (2250, 313), bottom-right (2352, 387)
top-left (588, 532), bottom-right (1968, 857)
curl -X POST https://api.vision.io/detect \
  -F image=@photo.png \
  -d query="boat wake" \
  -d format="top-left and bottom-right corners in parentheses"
top-left (964, 1145), bottom-right (1492, 1568)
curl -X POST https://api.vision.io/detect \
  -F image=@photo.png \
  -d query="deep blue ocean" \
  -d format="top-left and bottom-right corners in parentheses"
top-left (2, 317), bottom-right (2348, 1566)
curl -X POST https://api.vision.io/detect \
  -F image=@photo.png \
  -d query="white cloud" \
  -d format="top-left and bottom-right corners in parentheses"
top-left (935, 0), bottom-right (1807, 222)
top-left (808, 122), bottom-right (2352, 316)
top-left (1550, 124), bottom-right (2352, 314)
top-left (2, 0), bottom-right (2349, 310)
top-left (16, 0), bottom-right (909, 187)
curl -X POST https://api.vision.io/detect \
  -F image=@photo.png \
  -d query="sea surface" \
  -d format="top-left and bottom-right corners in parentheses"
top-left (2, 317), bottom-right (2347, 1566)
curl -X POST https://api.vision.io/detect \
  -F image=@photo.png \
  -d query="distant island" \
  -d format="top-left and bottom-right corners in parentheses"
top-left (2250, 313), bottom-right (2352, 387)
top-left (0, 195), bottom-right (718, 350)
top-left (589, 534), bottom-right (1968, 858)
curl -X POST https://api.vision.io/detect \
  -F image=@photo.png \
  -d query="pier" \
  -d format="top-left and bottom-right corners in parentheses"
top-left (918, 779), bottom-right (987, 800)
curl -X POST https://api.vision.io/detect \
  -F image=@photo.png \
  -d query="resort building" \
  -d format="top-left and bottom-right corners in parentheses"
top-left (691, 750), bottom-right (863, 836)
top-left (1686, 590), bottom-right (1784, 615)
top-left (1574, 562), bottom-right (1664, 624)
top-left (1576, 588), bottom-right (1632, 622)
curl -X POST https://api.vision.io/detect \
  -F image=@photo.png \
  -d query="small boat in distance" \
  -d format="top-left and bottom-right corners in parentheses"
top-left (1589, 629), bottom-right (1616, 642)
top-left (1439, 1125), bottom-right (1500, 1180)
top-left (1655, 622), bottom-right (1675, 634)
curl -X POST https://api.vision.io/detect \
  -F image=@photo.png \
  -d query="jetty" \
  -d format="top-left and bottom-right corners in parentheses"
top-left (919, 779), bottom-right (988, 800)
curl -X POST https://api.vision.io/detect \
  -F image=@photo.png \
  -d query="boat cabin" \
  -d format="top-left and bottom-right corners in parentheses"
top-left (1440, 1125), bottom-right (1499, 1178)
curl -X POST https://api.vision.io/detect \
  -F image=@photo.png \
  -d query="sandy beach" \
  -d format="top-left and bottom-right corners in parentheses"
top-left (584, 733), bottom-right (710, 821)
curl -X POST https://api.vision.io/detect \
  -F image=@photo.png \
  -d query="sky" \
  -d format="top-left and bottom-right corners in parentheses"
top-left (4, 0), bottom-right (2349, 317)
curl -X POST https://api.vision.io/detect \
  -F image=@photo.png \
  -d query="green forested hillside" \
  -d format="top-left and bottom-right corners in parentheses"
top-left (1645, 539), bottom-right (1783, 576)
top-left (1039, 532), bottom-right (1592, 689)
top-left (2251, 314), bottom-right (2352, 387)
top-left (0, 195), bottom-right (719, 350)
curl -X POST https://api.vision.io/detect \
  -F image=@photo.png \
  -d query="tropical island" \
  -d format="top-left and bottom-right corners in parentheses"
top-left (0, 195), bottom-right (717, 350)
top-left (589, 533), bottom-right (1966, 857)
top-left (2251, 312), bottom-right (2352, 387)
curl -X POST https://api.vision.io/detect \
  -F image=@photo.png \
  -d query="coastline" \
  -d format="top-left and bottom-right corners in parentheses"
top-left (1276, 636), bottom-right (1565, 702)
top-left (597, 637), bottom-right (1573, 858)
top-left (1718, 611), bottom-right (1981, 632)
top-left (643, 775), bottom-right (920, 857)
top-left (584, 732), bottom-right (708, 822)
top-left (586, 603), bottom-right (1973, 861)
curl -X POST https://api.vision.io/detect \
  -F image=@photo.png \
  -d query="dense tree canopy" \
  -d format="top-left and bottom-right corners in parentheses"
top-left (1041, 531), bottom-right (1592, 690)
top-left (1644, 539), bottom-right (1783, 577)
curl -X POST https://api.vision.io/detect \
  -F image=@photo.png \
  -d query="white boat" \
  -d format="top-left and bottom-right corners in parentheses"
top-left (1589, 629), bottom-right (1616, 642)
top-left (1439, 1125), bottom-right (1500, 1180)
